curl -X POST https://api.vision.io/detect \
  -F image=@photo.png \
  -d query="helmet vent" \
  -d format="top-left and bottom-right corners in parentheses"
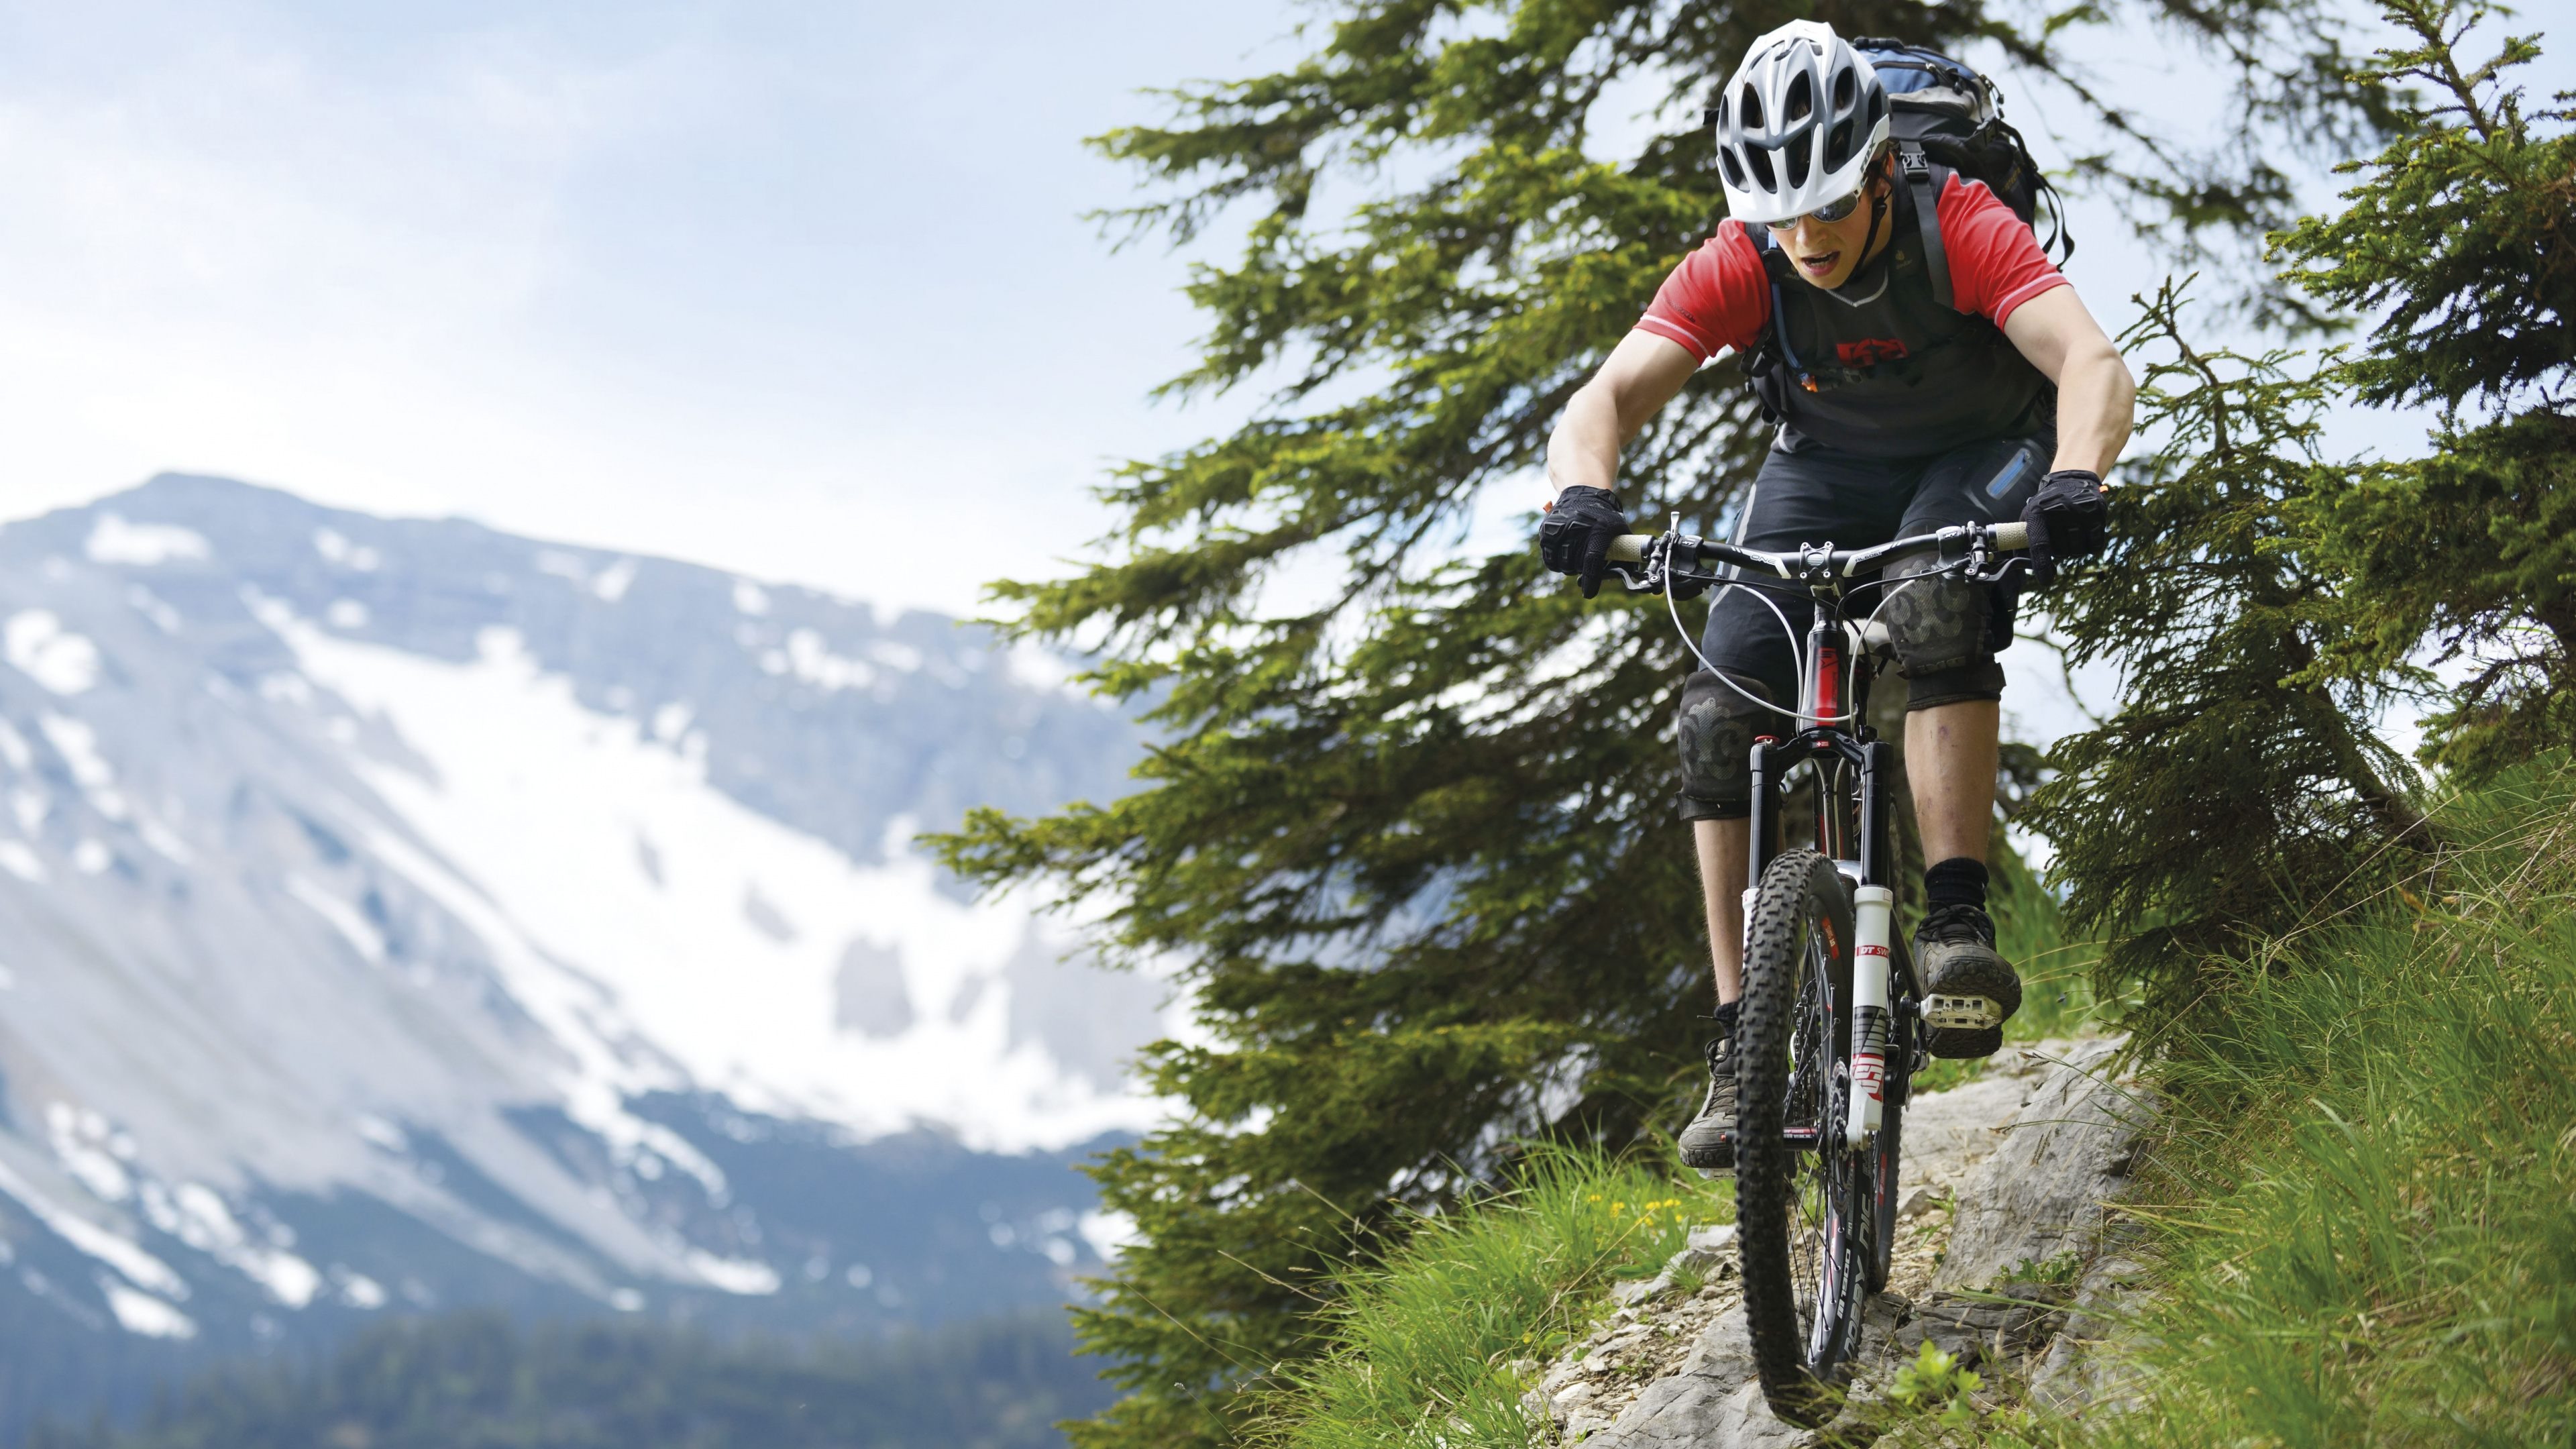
top-left (1711, 21), bottom-right (1892, 226)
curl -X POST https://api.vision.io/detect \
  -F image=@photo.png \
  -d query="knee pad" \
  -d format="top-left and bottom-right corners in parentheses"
top-left (1677, 670), bottom-right (1774, 821)
top-left (1905, 661), bottom-right (2006, 710)
top-left (1880, 556), bottom-right (2005, 710)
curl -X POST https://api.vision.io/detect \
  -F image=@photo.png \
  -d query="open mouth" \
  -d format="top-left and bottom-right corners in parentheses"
top-left (1798, 250), bottom-right (1841, 277)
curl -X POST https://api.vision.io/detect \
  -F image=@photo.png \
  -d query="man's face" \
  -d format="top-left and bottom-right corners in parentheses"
top-left (1774, 172), bottom-right (1888, 292)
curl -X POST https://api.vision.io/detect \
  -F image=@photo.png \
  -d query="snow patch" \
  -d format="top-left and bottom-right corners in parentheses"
top-left (313, 528), bottom-right (382, 571)
top-left (685, 1250), bottom-right (780, 1295)
top-left (333, 1267), bottom-right (389, 1308)
top-left (0, 842), bottom-right (43, 882)
top-left (125, 586), bottom-right (184, 635)
top-left (326, 599), bottom-right (370, 630)
top-left (0, 1155), bottom-right (191, 1300)
top-left (139, 1183), bottom-right (324, 1309)
top-left (592, 558), bottom-right (639, 602)
top-left (354, 1115), bottom-right (408, 1152)
top-left (278, 619), bottom-right (1173, 1152)
top-left (782, 629), bottom-right (876, 692)
top-left (39, 715), bottom-right (122, 823)
top-left (732, 580), bottom-right (769, 616)
top-left (100, 1279), bottom-right (197, 1338)
top-left (5, 611), bottom-right (101, 695)
top-left (46, 1102), bottom-right (133, 1203)
top-left (138, 817), bottom-right (194, 865)
top-left (286, 875), bottom-right (387, 964)
top-left (85, 515), bottom-right (210, 567)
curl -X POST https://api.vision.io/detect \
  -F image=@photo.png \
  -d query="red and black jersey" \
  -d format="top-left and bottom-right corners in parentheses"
top-left (1635, 173), bottom-right (2070, 458)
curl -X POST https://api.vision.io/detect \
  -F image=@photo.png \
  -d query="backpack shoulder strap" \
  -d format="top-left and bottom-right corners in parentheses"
top-left (1748, 223), bottom-right (1797, 284)
top-left (1894, 141), bottom-right (1957, 312)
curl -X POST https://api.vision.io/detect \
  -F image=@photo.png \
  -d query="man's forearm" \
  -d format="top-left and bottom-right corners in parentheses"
top-left (2049, 349), bottom-right (2137, 476)
top-left (1546, 382), bottom-right (1626, 502)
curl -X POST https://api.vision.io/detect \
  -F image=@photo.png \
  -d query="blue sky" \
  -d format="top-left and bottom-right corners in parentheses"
top-left (0, 0), bottom-right (1299, 612)
top-left (0, 0), bottom-right (2557, 629)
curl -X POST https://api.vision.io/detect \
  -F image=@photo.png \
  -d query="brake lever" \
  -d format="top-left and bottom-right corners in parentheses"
top-left (1613, 530), bottom-right (1670, 593)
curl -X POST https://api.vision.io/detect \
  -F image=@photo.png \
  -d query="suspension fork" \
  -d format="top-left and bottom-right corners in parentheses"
top-left (1847, 739), bottom-right (1898, 1147)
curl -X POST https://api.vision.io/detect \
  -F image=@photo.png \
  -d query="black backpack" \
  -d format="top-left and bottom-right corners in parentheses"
top-left (1846, 39), bottom-right (2073, 303)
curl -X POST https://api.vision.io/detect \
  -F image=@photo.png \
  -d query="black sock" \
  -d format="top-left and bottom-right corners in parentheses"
top-left (1713, 999), bottom-right (1740, 1035)
top-left (1924, 857), bottom-right (1990, 912)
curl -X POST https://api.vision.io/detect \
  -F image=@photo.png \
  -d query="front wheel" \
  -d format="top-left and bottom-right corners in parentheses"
top-left (1735, 849), bottom-right (1870, 1428)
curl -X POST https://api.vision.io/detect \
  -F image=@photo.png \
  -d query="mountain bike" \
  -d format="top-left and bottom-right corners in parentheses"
top-left (1607, 518), bottom-right (2028, 1426)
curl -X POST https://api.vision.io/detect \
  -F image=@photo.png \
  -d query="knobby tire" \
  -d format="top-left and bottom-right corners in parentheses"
top-left (1735, 848), bottom-right (1874, 1428)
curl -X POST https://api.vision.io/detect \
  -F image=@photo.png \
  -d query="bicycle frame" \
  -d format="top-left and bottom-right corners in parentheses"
top-left (1607, 520), bottom-right (2027, 1151)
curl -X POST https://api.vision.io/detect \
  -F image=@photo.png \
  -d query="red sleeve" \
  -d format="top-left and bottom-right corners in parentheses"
top-left (1635, 221), bottom-right (1772, 360)
top-left (1937, 173), bottom-right (2070, 326)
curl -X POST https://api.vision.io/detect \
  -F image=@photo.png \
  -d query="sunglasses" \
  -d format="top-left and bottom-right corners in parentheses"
top-left (1763, 188), bottom-right (1865, 230)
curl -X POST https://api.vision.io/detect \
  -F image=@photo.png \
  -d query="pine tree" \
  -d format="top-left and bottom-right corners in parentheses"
top-left (928, 4), bottom-right (2406, 1444)
top-left (2027, 0), bottom-right (2571, 1026)
top-left (2017, 281), bottom-right (2430, 1021)
top-left (2275, 0), bottom-right (2576, 778)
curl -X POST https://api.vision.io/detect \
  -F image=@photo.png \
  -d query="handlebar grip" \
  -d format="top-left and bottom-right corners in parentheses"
top-left (1607, 534), bottom-right (1654, 564)
top-left (1989, 521), bottom-right (2029, 551)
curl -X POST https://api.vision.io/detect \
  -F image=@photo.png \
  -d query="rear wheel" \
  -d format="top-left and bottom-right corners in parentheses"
top-left (1735, 848), bottom-right (1870, 1428)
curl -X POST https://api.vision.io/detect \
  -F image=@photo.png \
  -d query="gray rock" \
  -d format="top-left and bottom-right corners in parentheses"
top-left (1933, 1038), bottom-right (2151, 1293)
top-left (1686, 1222), bottom-right (1739, 1252)
top-left (1894, 1283), bottom-right (2071, 1371)
top-left (1611, 1273), bottom-right (1674, 1307)
top-left (1589, 1307), bottom-right (1804, 1448)
top-left (2029, 1253), bottom-right (2157, 1414)
top-left (1593, 1299), bottom-right (1911, 1448)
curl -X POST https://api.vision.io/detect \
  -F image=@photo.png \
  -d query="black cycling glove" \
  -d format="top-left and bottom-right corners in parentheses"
top-left (1539, 485), bottom-right (1629, 599)
top-left (2019, 468), bottom-right (2108, 588)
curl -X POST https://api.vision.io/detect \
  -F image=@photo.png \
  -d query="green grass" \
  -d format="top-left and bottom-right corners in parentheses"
top-left (1256, 1148), bottom-right (1731, 1448)
top-left (2057, 757), bottom-right (2576, 1446)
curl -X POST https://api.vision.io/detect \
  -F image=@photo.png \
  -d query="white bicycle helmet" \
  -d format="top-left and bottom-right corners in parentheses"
top-left (1712, 21), bottom-right (1892, 225)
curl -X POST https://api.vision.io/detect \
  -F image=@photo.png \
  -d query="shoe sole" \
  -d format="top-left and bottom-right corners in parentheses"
top-left (1678, 1126), bottom-right (1735, 1177)
top-left (1921, 954), bottom-right (2021, 1060)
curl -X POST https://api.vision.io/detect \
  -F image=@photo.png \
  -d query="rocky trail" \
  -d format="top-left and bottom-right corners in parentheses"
top-left (1521, 1038), bottom-right (2155, 1444)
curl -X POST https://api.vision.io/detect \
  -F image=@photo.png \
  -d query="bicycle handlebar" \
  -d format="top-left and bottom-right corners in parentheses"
top-left (1605, 520), bottom-right (2027, 576)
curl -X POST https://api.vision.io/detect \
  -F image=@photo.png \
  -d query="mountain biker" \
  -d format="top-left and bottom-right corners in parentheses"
top-left (1536, 21), bottom-right (2135, 1173)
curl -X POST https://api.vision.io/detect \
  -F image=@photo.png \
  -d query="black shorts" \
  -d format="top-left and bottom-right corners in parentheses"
top-left (1693, 429), bottom-right (2053, 706)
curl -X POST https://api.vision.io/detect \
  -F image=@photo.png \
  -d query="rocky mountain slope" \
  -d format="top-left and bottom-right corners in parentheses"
top-left (0, 476), bottom-right (1162, 1429)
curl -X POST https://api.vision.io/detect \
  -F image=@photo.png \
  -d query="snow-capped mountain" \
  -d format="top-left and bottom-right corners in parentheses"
top-left (0, 476), bottom-right (1161, 1425)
